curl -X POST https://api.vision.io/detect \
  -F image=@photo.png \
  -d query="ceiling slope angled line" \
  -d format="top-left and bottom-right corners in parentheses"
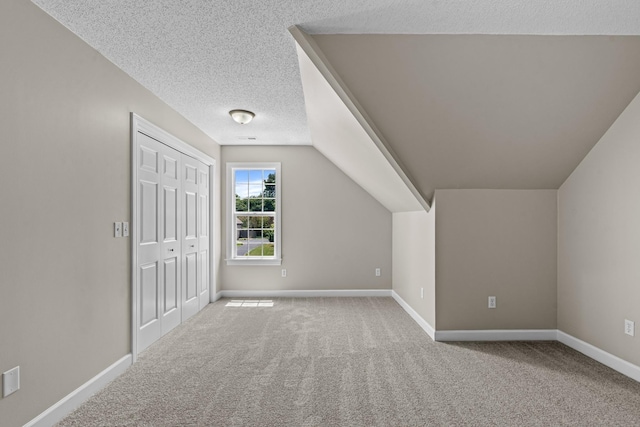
top-left (290, 25), bottom-right (430, 213)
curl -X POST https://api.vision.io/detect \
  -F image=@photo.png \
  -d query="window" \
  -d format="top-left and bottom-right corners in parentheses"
top-left (227, 163), bottom-right (281, 265)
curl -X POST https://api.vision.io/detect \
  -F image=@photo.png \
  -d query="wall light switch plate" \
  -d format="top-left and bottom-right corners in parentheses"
top-left (281, 269), bottom-right (287, 278)
top-left (421, 287), bottom-right (424, 299)
top-left (625, 319), bottom-right (635, 336)
top-left (122, 222), bottom-right (129, 237)
top-left (114, 222), bottom-right (122, 238)
top-left (3, 366), bottom-right (20, 397)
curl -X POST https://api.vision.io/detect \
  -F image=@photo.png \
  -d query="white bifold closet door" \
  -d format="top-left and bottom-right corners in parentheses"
top-left (137, 132), bottom-right (210, 353)
top-left (181, 154), bottom-right (200, 321)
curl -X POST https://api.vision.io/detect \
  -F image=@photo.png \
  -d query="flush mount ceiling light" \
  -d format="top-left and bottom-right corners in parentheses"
top-left (229, 109), bottom-right (255, 124)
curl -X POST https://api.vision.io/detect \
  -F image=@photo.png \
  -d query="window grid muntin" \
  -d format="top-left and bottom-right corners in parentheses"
top-left (233, 167), bottom-right (278, 259)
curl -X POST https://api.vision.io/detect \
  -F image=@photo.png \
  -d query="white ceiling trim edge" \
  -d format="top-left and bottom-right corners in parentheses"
top-left (289, 26), bottom-right (431, 212)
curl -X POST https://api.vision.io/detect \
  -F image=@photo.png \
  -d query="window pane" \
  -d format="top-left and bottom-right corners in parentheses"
top-left (249, 198), bottom-right (263, 212)
top-left (248, 170), bottom-right (263, 186)
top-left (264, 184), bottom-right (275, 198)
top-left (247, 231), bottom-right (263, 256)
top-left (235, 182), bottom-right (249, 199)
top-left (246, 216), bottom-right (259, 229)
top-left (235, 196), bottom-right (248, 212)
top-left (263, 216), bottom-right (274, 229)
top-left (261, 242), bottom-right (275, 256)
top-left (263, 199), bottom-right (275, 212)
top-left (235, 170), bottom-right (249, 184)
top-left (246, 244), bottom-right (261, 257)
top-left (248, 184), bottom-right (262, 198)
top-left (264, 170), bottom-right (276, 183)
top-left (235, 239), bottom-right (247, 257)
top-left (235, 215), bottom-right (248, 257)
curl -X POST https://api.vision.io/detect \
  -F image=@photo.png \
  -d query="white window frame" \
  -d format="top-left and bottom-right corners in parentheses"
top-left (226, 162), bottom-right (281, 265)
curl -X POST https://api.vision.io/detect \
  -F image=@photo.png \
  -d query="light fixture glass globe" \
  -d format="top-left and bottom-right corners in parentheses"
top-left (229, 109), bottom-right (255, 124)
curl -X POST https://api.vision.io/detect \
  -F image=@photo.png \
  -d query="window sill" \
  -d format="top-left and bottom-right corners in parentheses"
top-left (226, 258), bottom-right (282, 266)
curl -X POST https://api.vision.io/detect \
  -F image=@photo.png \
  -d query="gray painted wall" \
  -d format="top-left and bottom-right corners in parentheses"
top-left (392, 210), bottom-right (436, 328)
top-left (558, 91), bottom-right (640, 367)
top-left (0, 1), bottom-right (220, 426)
top-left (435, 190), bottom-right (557, 331)
top-left (221, 145), bottom-right (392, 291)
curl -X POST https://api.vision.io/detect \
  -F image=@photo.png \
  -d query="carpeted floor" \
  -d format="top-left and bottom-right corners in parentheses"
top-left (58, 297), bottom-right (640, 426)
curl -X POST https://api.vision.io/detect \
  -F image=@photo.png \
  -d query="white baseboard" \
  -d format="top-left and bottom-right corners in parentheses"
top-left (25, 354), bottom-right (132, 427)
top-left (558, 330), bottom-right (640, 382)
top-left (212, 291), bottom-right (224, 302)
top-left (388, 292), bottom-right (555, 343)
top-left (23, 309), bottom-right (640, 427)
top-left (435, 329), bottom-right (558, 342)
top-left (391, 291), bottom-right (435, 340)
top-left (220, 289), bottom-right (392, 298)
top-left (388, 294), bottom-right (640, 383)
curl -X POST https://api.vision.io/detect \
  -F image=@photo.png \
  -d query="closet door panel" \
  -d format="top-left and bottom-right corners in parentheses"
top-left (136, 133), bottom-right (164, 352)
top-left (182, 154), bottom-right (200, 321)
top-left (161, 148), bottom-right (182, 334)
top-left (198, 162), bottom-right (210, 309)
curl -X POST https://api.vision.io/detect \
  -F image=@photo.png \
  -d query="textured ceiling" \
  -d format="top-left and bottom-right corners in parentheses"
top-left (31, 0), bottom-right (640, 147)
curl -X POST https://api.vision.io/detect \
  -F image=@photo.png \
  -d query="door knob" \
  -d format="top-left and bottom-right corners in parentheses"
top-left (168, 248), bottom-right (174, 252)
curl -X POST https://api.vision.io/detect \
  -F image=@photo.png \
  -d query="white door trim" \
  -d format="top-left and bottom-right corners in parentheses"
top-left (131, 113), bottom-right (216, 361)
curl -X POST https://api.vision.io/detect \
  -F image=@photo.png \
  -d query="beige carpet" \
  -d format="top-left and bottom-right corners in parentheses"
top-left (58, 297), bottom-right (640, 426)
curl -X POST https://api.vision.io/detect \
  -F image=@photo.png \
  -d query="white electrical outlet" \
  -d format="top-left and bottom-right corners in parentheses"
top-left (281, 269), bottom-right (287, 278)
top-left (625, 319), bottom-right (635, 337)
top-left (122, 222), bottom-right (129, 237)
top-left (114, 222), bottom-right (122, 238)
top-left (3, 366), bottom-right (20, 397)
top-left (375, 268), bottom-right (381, 277)
top-left (488, 296), bottom-right (497, 309)
top-left (421, 287), bottom-right (424, 299)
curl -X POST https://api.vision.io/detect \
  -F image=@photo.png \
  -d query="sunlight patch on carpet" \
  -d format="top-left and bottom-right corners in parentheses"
top-left (225, 299), bottom-right (274, 308)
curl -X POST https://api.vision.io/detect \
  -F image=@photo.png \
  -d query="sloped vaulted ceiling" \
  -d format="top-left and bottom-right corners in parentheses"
top-left (292, 30), bottom-right (426, 212)
top-left (311, 35), bottom-right (640, 201)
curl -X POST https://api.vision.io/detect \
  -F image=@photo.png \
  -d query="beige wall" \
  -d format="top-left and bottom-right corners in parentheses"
top-left (0, 1), bottom-right (220, 426)
top-left (435, 190), bottom-right (557, 330)
top-left (221, 145), bottom-right (391, 291)
top-left (392, 209), bottom-right (436, 327)
top-left (558, 91), bottom-right (640, 366)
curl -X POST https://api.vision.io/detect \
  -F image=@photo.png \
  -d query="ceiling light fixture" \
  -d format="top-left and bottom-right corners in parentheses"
top-left (229, 109), bottom-right (255, 124)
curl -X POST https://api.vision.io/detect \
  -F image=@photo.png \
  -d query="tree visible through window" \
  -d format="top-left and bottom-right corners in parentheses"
top-left (231, 165), bottom-right (280, 261)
